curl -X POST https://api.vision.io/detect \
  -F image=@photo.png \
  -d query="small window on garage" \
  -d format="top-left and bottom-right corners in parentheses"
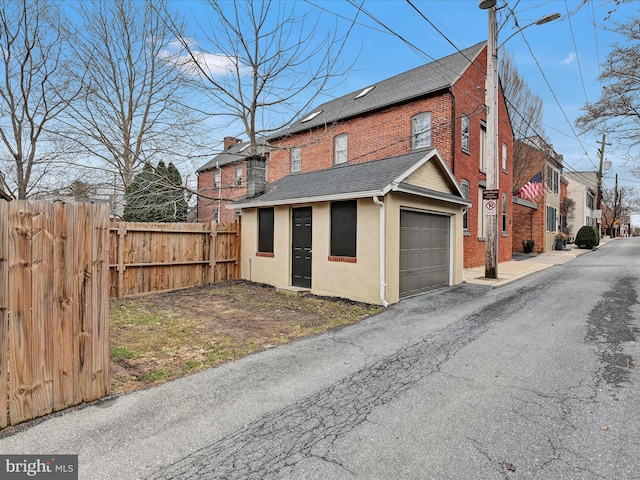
top-left (258, 207), bottom-right (274, 253)
top-left (331, 200), bottom-right (357, 257)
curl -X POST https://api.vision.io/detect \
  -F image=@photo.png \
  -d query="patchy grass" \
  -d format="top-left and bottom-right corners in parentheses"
top-left (110, 281), bottom-right (382, 393)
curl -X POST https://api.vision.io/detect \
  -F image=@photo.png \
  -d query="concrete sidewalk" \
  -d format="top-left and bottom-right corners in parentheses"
top-left (463, 236), bottom-right (615, 287)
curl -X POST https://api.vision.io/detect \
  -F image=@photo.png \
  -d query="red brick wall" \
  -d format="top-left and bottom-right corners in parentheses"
top-left (197, 162), bottom-right (246, 224)
top-left (512, 202), bottom-right (544, 253)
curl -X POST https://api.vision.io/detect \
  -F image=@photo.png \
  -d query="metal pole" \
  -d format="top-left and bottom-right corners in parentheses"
top-left (485, 5), bottom-right (499, 279)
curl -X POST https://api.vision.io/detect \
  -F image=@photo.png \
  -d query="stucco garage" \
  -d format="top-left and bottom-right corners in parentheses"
top-left (399, 209), bottom-right (451, 297)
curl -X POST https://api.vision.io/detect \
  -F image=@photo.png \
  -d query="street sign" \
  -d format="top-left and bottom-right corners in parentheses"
top-left (483, 190), bottom-right (498, 216)
top-left (593, 209), bottom-right (602, 219)
top-left (484, 199), bottom-right (497, 216)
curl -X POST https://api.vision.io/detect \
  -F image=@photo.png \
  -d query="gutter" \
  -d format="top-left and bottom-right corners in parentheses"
top-left (372, 196), bottom-right (389, 307)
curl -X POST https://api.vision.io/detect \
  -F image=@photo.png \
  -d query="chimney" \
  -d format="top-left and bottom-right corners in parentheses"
top-left (223, 136), bottom-right (242, 150)
top-left (246, 156), bottom-right (267, 198)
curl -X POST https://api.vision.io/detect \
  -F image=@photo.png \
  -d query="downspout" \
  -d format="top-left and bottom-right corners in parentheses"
top-left (450, 87), bottom-right (456, 173)
top-left (373, 196), bottom-right (389, 307)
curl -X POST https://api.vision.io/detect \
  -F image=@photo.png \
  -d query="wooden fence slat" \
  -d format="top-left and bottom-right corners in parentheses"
top-left (0, 200), bottom-right (9, 428)
top-left (31, 201), bottom-right (55, 416)
top-left (53, 202), bottom-right (76, 410)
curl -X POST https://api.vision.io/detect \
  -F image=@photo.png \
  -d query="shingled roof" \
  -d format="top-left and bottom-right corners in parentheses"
top-left (198, 139), bottom-right (269, 173)
top-left (232, 148), bottom-right (470, 209)
top-left (273, 41), bottom-right (486, 138)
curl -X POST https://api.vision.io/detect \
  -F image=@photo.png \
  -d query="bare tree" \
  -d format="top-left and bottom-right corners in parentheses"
top-left (499, 50), bottom-right (549, 190)
top-left (0, 0), bottom-right (73, 199)
top-left (60, 0), bottom-right (205, 195)
top-left (162, 0), bottom-right (356, 158)
top-left (576, 16), bottom-right (640, 163)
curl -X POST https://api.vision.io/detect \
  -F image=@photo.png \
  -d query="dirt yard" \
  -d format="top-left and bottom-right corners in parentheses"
top-left (110, 281), bottom-right (382, 393)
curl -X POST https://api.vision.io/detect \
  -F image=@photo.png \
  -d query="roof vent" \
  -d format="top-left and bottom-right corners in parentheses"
top-left (300, 110), bottom-right (322, 123)
top-left (355, 85), bottom-right (375, 99)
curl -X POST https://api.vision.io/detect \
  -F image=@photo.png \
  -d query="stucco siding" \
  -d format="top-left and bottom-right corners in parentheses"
top-left (403, 160), bottom-right (453, 194)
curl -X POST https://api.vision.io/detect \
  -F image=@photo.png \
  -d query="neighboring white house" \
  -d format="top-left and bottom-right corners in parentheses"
top-left (564, 171), bottom-right (597, 240)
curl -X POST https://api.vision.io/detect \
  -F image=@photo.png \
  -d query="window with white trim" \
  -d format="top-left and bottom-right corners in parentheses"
top-left (502, 193), bottom-right (507, 234)
top-left (478, 186), bottom-right (486, 239)
top-left (461, 179), bottom-right (469, 231)
top-left (502, 143), bottom-right (508, 172)
top-left (235, 166), bottom-right (242, 186)
top-left (461, 115), bottom-right (470, 152)
top-left (334, 134), bottom-right (348, 165)
top-left (214, 171), bottom-right (221, 190)
top-left (546, 165), bottom-right (559, 194)
top-left (479, 124), bottom-right (487, 172)
top-left (290, 147), bottom-right (301, 172)
top-left (412, 112), bottom-right (432, 149)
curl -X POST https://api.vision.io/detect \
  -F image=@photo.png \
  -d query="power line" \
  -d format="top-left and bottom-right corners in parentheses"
top-left (564, 0), bottom-right (590, 105)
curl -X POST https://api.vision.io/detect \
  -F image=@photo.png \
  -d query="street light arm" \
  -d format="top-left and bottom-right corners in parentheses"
top-left (498, 13), bottom-right (561, 49)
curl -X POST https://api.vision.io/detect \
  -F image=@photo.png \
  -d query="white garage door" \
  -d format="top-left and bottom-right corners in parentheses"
top-left (399, 210), bottom-right (450, 297)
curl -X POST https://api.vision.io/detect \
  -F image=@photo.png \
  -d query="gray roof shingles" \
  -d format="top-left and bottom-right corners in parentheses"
top-left (234, 149), bottom-right (436, 205)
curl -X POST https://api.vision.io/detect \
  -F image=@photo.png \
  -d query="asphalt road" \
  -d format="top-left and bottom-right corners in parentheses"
top-left (1, 238), bottom-right (638, 480)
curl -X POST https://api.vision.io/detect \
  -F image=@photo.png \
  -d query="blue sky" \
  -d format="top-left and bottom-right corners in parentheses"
top-left (176, 0), bottom-right (638, 215)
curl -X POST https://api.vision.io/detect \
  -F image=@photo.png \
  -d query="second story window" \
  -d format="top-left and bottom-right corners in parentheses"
top-left (412, 112), bottom-right (432, 149)
top-left (547, 165), bottom-right (559, 194)
top-left (290, 147), bottom-right (301, 173)
top-left (461, 179), bottom-right (469, 232)
top-left (502, 143), bottom-right (508, 172)
top-left (235, 166), bottom-right (242, 186)
top-left (461, 115), bottom-right (470, 152)
top-left (214, 171), bottom-right (221, 190)
top-left (334, 134), bottom-right (348, 165)
top-left (479, 124), bottom-right (487, 172)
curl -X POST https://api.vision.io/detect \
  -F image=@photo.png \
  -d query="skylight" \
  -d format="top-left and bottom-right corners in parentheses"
top-left (300, 110), bottom-right (322, 123)
top-left (239, 144), bottom-right (250, 152)
top-left (355, 85), bottom-right (375, 99)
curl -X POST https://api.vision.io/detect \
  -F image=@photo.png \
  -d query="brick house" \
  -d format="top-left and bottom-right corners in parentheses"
top-left (262, 41), bottom-right (513, 268)
top-left (512, 136), bottom-right (565, 253)
top-left (196, 137), bottom-right (268, 224)
top-left (197, 42), bottom-right (516, 303)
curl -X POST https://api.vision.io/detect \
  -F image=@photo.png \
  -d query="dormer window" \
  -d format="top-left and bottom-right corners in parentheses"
top-left (355, 85), bottom-right (375, 99)
top-left (300, 110), bottom-right (322, 123)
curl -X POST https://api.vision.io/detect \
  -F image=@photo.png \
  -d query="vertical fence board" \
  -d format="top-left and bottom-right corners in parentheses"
top-left (92, 204), bottom-right (110, 399)
top-left (31, 202), bottom-right (55, 416)
top-left (53, 202), bottom-right (76, 410)
top-left (0, 200), bottom-right (9, 428)
top-left (8, 203), bottom-right (36, 424)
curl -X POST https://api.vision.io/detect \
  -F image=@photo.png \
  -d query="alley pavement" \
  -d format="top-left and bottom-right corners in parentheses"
top-left (463, 236), bottom-right (615, 287)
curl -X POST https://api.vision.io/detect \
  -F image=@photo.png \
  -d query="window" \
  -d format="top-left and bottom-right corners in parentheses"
top-left (587, 193), bottom-right (594, 209)
top-left (546, 205), bottom-right (557, 232)
top-left (213, 207), bottom-right (219, 223)
top-left (300, 110), bottom-right (322, 123)
top-left (502, 143), bottom-right (508, 172)
top-left (478, 187), bottom-right (486, 239)
top-left (502, 193), bottom-right (507, 234)
top-left (214, 171), bottom-right (221, 190)
top-left (461, 179), bottom-right (469, 231)
top-left (479, 124), bottom-right (487, 171)
top-left (258, 207), bottom-right (274, 253)
top-left (290, 147), bottom-right (301, 172)
top-left (461, 115), bottom-right (470, 152)
top-left (355, 85), bottom-right (375, 98)
top-left (412, 112), bottom-right (432, 149)
top-left (330, 200), bottom-right (357, 257)
top-left (334, 134), bottom-right (348, 165)
top-left (546, 165), bottom-right (559, 194)
top-left (235, 166), bottom-right (243, 186)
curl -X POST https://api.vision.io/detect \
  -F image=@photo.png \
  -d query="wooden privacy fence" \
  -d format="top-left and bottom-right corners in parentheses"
top-left (109, 221), bottom-right (240, 298)
top-left (0, 200), bottom-right (110, 428)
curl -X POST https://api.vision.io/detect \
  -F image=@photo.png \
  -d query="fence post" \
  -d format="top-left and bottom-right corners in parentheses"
top-left (117, 223), bottom-right (125, 298)
top-left (0, 200), bottom-right (8, 428)
top-left (209, 221), bottom-right (217, 284)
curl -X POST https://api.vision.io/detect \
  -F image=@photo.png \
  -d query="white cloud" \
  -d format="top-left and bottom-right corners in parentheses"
top-left (160, 37), bottom-right (250, 77)
top-left (561, 53), bottom-right (576, 65)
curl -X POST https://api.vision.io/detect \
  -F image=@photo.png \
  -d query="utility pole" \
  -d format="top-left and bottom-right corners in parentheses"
top-left (613, 173), bottom-right (619, 237)
top-left (596, 134), bottom-right (607, 235)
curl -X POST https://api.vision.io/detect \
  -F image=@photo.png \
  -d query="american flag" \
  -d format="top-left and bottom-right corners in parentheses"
top-left (519, 172), bottom-right (543, 200)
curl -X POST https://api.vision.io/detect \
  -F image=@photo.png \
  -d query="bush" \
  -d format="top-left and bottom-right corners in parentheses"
top-left (592, 226), bottom-right (600, 246)
top-left (575, 226), bottom-right (598, 249)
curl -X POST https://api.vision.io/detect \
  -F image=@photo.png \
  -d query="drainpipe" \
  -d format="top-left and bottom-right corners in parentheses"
top-left (372, 196), bottom-right (389, 307)
top-left (462, 206), bottom-right (467, 283)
